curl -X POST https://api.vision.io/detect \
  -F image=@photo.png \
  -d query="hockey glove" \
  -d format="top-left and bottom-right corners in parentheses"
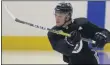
top-left (93, 31), bottom-right (107, 48)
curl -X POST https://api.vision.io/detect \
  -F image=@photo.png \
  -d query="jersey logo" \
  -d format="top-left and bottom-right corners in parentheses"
top-left (78, 26), bottom-right (83, 30)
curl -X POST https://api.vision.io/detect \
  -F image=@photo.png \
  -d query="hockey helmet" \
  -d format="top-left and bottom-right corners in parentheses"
top-left (55, 2), bottom-right (73, 16)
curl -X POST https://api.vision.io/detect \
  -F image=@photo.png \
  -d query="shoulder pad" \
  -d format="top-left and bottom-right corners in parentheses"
top-left (73, 17), bottom-right (88, 25)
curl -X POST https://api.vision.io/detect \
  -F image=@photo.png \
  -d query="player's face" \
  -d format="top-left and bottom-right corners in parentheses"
top-left (55, 13), bottom-right (67, 26)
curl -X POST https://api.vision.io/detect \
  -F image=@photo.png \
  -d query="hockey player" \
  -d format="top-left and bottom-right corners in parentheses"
top-left (47, 2), bottom-right (110, 64)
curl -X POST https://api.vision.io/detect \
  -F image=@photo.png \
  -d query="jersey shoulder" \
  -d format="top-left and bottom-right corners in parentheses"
top-left (47, 26), bottom-right (60, 36)
top-left (73, 17), bottom-right (88, 26)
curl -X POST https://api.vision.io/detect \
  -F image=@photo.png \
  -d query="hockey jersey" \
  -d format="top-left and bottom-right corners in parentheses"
top-left (47, 17), bottom-right (110, 63)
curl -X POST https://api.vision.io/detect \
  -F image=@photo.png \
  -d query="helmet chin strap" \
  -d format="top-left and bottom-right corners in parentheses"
top-left (62, 16), bottom-right (72, 28)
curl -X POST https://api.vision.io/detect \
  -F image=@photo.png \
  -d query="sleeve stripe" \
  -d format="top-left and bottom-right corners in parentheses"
top-left (72, 40), bottom-right (83, 53)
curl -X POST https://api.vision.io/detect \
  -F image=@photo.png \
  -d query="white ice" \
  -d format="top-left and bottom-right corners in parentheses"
top-left (2, 51), bottom-right (110, 64)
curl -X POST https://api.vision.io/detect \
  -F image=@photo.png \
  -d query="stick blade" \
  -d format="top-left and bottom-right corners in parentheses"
top-left (4, 3), bottom-right (16, 20)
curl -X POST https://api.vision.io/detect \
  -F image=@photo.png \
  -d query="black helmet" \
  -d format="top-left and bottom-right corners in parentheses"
top-left (55, 2), bottom-right (73, 16)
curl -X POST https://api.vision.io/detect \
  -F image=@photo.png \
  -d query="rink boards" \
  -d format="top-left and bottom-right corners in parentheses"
top-left (2, 1), bottom-right (110, 52)
top-left (2, 36), bottom-right (110, 52)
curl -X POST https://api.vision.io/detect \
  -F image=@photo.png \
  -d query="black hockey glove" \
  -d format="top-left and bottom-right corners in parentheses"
top-left (93, 31), bottom-right (107, 48)
top-left (65, 30), bottom-right (81, 46)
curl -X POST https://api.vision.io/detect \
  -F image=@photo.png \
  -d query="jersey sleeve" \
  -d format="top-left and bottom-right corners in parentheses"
top-left (73, 17), bottom-right (110, 48)
top-left (73, 17), bottom-right (104, 39)
top-left (47, 27), bottom-right (83, 56)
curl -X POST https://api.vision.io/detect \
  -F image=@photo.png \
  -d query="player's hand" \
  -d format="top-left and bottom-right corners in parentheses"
top-left (93, 32), bottom-right (107, 48)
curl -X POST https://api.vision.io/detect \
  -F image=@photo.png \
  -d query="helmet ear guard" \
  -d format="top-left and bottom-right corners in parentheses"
top-left (65, 15), bottom-right (70, 21)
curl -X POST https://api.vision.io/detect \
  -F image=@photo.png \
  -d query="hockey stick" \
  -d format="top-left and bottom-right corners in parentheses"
top-left (4, 4), bottom-right (96, 44)
top-left (4, 4), bottom-right (71, 37)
